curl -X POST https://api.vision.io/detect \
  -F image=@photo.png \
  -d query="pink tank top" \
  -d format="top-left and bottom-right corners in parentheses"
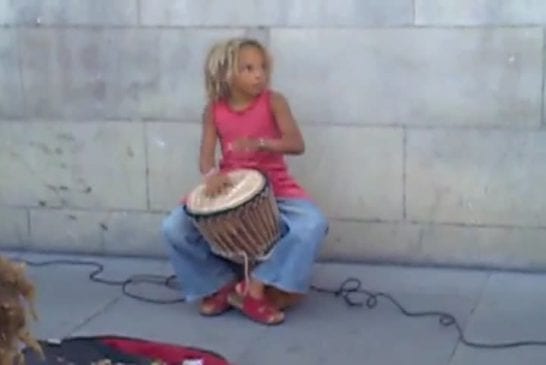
top-left (213, 90), bottom-right (309, 199)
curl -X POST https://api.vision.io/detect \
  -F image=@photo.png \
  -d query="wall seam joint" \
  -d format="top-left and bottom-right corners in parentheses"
top-left (539, 28), bottom-right (546, 128)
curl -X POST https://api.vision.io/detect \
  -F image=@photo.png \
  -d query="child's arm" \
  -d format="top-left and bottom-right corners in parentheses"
top-left (263, 91), bottom-right (305, 155)
top-left (199, 104), bottom-right (232, 196)
top-left (199, 104), bottom-right (217, 175)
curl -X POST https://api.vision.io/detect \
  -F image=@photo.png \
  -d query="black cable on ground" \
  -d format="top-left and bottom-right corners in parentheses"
top-left (14, 257), bottom-right (184, 305)
top-left (311, 277), bottom-right (546, 349)
top-left (12, 257), bottom-right (546, 350)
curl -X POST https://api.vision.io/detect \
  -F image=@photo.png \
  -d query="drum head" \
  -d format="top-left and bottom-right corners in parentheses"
top-left (185, 169), bottom-right (267, 216)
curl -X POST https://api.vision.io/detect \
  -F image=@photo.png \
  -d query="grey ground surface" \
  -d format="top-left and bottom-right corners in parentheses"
top-left (4, 250), bottom-right (546, 365)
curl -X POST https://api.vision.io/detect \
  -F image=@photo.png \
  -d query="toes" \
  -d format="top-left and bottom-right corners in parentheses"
top-left (269, 312), bottom-right (284, 324)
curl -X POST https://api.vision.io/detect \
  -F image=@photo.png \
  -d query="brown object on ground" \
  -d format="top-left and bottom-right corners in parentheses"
top-left (0, 256), bottom-right (43, 365)
top-left (265, 286), bottom-right (304, 311)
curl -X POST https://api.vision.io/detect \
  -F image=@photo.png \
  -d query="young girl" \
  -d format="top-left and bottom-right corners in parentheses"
top-left (161, 37), bottom-right (328, 325)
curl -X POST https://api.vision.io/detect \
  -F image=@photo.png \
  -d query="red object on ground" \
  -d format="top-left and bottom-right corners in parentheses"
top-left (24, 335), bottom-right (231, 365)
top-left (102, 336), bottom-right (230, 365)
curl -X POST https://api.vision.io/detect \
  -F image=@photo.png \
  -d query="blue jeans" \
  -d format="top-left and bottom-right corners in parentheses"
top-left (162, 198), bottom-right (329, 302)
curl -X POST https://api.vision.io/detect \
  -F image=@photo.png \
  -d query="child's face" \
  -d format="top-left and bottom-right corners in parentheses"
top-left (231, 45), bottom-right (268, 98)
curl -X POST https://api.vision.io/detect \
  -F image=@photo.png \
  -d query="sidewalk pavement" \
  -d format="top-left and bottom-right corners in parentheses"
top-left (3, 250), bottom-right (546, 365)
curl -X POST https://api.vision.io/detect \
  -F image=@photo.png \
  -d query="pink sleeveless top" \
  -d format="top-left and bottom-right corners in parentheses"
top-left (213, 90), bottom-right (309, 199)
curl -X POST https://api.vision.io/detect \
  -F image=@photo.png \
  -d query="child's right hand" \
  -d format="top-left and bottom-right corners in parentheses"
top-left (204, 173), bottom-right (232, 198)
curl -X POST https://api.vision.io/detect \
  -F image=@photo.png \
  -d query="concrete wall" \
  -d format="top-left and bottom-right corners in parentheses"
top-left (1, 0), bottom-right (546, 270)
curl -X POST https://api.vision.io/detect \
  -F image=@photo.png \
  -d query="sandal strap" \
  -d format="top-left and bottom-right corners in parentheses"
top-left (201, 282), bottom-right (237, 314)
top-left (232, 281), bottom-right (284, 324)
top-left (241, 292), bottom-right (284, 324)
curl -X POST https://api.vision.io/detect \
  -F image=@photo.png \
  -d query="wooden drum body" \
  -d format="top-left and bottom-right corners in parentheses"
top-left (184, 169), bottom-right (281, 264)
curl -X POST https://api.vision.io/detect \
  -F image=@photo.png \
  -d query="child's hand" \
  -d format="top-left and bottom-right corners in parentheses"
top-left (204, 173), bottom-right (232, 198)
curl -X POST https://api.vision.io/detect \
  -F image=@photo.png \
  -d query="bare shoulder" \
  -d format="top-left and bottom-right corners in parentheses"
top-left (202, 102), bottom-right (214, 123)
top-left (270, 90), bottom-right (290, 110)
top-left (203, 102), bottom-right (213, 116)
top-left (268, 89), bottom-right (300, 131)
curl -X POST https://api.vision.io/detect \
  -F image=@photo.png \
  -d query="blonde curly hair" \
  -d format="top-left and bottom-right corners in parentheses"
top-left (0, 256), bottom-right (43, 365)
top-left (204, 37), bottom-right (272, 103)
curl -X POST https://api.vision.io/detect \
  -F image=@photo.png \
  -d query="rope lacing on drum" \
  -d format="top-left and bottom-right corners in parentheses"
top-left (241, 251), bottom-right (250, 295)
top-left (239, 247), bottom-right (275, 295)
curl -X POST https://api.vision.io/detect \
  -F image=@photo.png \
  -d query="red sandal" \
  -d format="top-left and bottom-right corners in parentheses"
top-left (227, 282), bottom-right (285, 325)
top-left (199, 281), bottom-right (237, 316)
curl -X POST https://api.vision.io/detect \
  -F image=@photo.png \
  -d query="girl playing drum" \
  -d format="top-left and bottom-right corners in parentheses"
top-left (162, 37), bottom-right (328, 325)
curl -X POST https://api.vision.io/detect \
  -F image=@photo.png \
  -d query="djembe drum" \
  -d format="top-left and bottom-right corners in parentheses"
top-left (184, 169), bottom-right (282, 266)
